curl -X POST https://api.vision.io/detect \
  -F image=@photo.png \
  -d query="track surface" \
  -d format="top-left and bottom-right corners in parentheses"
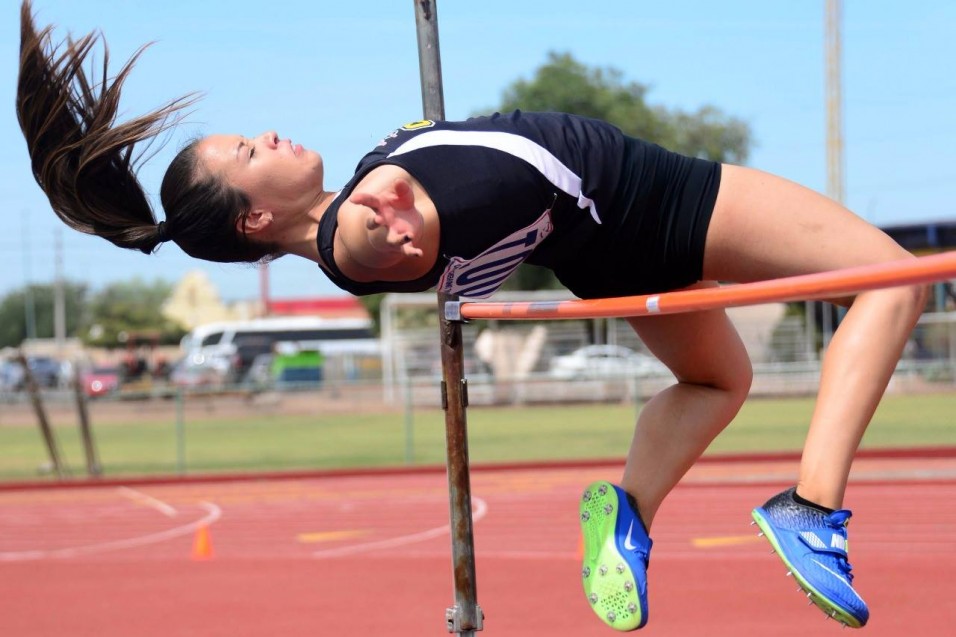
top-left (1, 452), bottom-right (954, 636)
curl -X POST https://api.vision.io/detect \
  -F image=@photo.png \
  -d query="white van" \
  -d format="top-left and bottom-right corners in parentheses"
top-left (180, 316), bottom-right (377, 377)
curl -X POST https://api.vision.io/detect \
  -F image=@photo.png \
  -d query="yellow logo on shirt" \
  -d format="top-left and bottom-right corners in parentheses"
top-left (401, 120), bottom-right (435, 131)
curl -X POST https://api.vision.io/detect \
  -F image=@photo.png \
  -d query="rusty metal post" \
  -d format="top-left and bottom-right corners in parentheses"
top-left (412, 1), bottom-right (483, 634)
top-left (17, 350), bottom-right (67, 478)
top-left (72, 368), bottom-right (102, 477)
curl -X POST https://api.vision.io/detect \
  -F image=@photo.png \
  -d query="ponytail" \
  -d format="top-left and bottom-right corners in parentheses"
top-left (16, 0), bottom-right (195, 254)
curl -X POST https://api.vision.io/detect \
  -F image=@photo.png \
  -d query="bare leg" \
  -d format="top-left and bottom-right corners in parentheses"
top-left (622, 294), bottom-right (752, 527)
top-left (702, 165), bottom-right (927, 508)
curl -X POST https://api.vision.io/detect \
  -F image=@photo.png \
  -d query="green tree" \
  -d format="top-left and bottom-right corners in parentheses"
top-left (84, 278), bottom-right (184, 347)
top-left (488, 52), bottom-right (752, 291)
top-left (494, 52), bottom-right (751, 163)
top-left (0, 283), bottom-right (89, 348)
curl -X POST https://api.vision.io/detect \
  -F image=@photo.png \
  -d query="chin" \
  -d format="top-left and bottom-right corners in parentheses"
top-left (309, 153), bottom-right (325, 183)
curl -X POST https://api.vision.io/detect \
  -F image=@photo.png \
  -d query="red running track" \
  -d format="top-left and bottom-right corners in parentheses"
top-left (1, 452), bottom-right (955, 636)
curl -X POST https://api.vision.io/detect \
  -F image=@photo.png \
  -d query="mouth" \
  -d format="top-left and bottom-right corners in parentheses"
top-left (284, 138), bottom-right (302, 157)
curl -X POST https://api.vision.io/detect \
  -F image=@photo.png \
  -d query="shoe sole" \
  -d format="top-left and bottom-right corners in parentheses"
top-left (580, 480), bottom-right (645, 631)
top-left (751, 509), bottom-right (864, 628)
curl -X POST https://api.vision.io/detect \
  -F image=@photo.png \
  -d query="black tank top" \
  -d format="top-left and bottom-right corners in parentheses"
top-left (316, 111), bottom-right (628, 298)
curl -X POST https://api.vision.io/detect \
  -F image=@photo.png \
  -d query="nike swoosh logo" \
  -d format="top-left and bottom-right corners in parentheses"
top-left (624, 521), bottom-right (638, 550)
top-left (809, 559), bottom-right (866, 604)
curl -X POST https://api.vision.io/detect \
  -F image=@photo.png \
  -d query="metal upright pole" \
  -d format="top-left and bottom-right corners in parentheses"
top-left (412, 2), bottom-right (483, 634)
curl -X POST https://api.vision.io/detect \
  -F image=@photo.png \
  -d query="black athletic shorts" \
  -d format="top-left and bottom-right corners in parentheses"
top-left (550, 136), bottom-right (722, 299)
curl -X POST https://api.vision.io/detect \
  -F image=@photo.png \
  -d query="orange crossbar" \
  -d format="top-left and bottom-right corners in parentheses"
top-left (453, 252), bottom-right (956, 321)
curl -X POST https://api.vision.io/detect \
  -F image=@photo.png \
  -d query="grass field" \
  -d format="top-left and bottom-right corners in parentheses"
top-left (1, 393), bottom-right (954, 481)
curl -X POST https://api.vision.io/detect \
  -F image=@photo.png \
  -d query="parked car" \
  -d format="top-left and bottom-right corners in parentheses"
top-left (549, 345), bottom-right (667, 380)
top-left (81, 365), bottom-right (121, 398)
top-left (0, 360), bottom-right (25, 391)
top-left (26, 356), bottom-right (61, 388)
top-left (169, 353), bottom-right (230, 389)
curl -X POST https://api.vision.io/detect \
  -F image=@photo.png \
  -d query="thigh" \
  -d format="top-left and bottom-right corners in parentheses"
top-left (626, 283), bottom-right (751, 388)
top-left (703, 164), bottom-right (913, 285)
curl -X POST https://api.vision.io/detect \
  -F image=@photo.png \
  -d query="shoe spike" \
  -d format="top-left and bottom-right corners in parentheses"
top-left (757, 532), bottom-right (764, 537)
top-left (786, 571), bottom-right (793, 577)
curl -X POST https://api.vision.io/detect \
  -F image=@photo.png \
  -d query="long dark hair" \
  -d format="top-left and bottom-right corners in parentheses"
top-left (16, 1), bottom-right (279, 263)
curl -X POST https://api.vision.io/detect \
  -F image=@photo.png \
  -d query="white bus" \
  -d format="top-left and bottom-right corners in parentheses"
top-left (180, 316), bottom-right (378, 378)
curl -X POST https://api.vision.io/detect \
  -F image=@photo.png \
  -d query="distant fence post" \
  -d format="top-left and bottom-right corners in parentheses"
top-left (175, 388), bottom-right (186, 475)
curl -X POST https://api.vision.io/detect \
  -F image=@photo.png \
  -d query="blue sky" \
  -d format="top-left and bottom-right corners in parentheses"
top-left (1, 0), bottom-right (954, 302)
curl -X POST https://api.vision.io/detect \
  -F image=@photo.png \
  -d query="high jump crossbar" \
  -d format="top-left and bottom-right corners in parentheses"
top-left (446, 252), bottom-right (956, 322)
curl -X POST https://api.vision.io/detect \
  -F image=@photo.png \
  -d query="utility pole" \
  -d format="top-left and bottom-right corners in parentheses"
top-left (54, 227), bottom-right (67, 349)
top-left (259, 262), bottom-right (270, 316)
top-left (826, 0), bottom-right (845, 206)
top-left (22, 210), bottom-right (37, 341)
top-left (821, 0), bottom-right (844, 350)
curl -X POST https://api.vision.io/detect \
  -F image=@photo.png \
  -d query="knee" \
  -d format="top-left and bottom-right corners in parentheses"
top-left (722, 355), bottom-right (753, 409)
top-left (876, 253), bottom-right (930, 322)
top-left (862, 282), bottom-right (928, 326)
top-left (683, 346), bottom-right (753, 409)
top-left (907, 284), bottom-right (930, 319)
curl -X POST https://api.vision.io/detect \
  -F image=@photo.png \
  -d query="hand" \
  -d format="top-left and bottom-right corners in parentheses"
top-left (350, 178), bottom-right (424, 258)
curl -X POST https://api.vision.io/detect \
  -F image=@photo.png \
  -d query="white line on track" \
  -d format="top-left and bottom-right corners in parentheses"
top-left (0, 502), bottom-right (221, 562)
top-left (313, 497), bottom-right (488, 559)
top-left (116, 486), bottom-right (178, 517)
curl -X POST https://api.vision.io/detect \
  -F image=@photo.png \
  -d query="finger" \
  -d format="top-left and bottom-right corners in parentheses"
top-left (391, 179), bottom-right (415, 207)
top-left (349, 192), bottom-right (380, 210)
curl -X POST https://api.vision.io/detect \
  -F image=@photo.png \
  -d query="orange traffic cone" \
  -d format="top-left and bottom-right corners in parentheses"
top-left (191, 523), bottom-right (214, 561)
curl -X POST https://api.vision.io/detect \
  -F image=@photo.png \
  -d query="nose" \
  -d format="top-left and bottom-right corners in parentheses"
top-left (257, 131), bottom-right (279, 148)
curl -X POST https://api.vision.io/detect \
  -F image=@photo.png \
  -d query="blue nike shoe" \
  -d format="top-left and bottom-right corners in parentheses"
top-left (579, 481), bottom-right (652, 631)
top-left (752, 487), bottom-right (869, 628)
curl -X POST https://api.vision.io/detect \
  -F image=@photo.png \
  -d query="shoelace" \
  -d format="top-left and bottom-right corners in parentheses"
top-left (823, 509), bottom-right (854, 583)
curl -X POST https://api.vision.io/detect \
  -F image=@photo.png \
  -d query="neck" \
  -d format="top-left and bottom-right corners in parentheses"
top-left (278, 190), bottom-right (337, 264)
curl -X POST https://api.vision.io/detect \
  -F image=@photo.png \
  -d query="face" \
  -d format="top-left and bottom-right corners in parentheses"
top-left (197, 131), bottom-right (325, 215)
